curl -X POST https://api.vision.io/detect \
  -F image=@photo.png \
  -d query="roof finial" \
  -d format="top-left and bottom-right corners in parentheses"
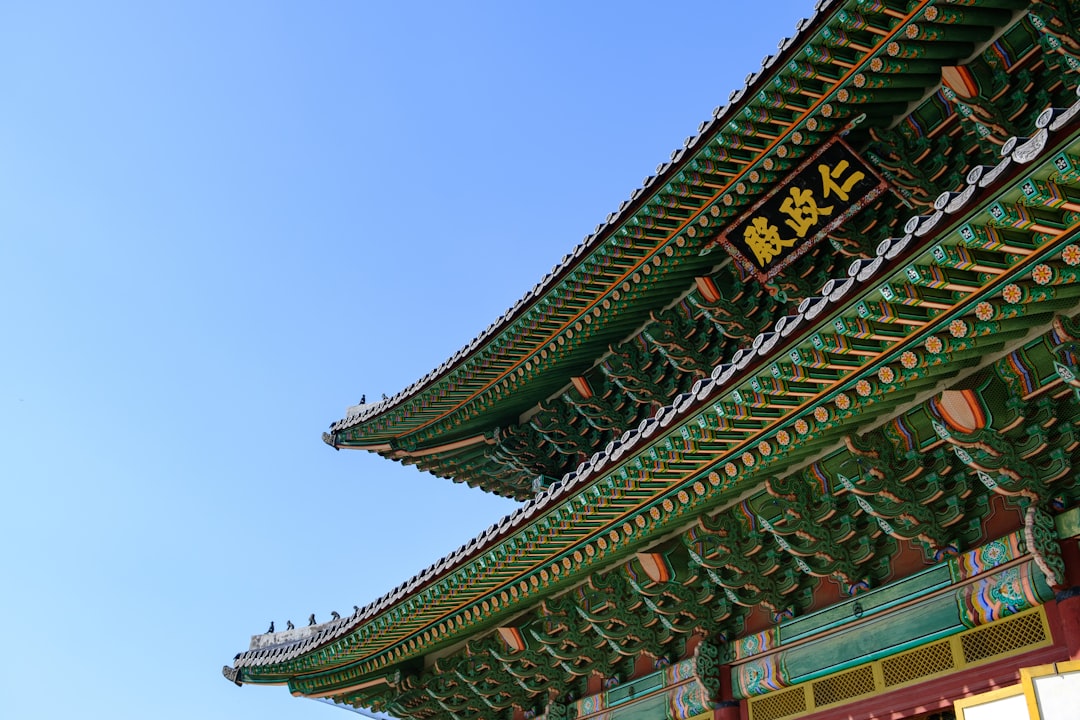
top-left (267, 621), bottom-right (275, 634)
top-left (308, 613), bottom-right (317, 626)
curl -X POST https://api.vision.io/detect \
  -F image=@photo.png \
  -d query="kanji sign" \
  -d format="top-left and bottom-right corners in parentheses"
top-left (719, 139), bottom-right (886, 282)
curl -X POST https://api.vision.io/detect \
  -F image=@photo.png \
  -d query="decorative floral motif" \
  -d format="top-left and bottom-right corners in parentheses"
top-left (794, 418), bottom-right (810, 435)
top-left (1031, 264), bottom-right (1054, 285)
top-left (578, 695), bottom-right (601, 715)
top-left (667, 658), bottom-right (696, 684)
top-left (949, 319), bottom-right (969, 338)
top-left (758, 440), bottom-right (772, 456)
top-left (662, 498), bottom-right (674, 513)
top-left (741, 451), bottom-right (755, 467)
top-left (776, 429), bottom-right (791, 446)
top-left (1002, 283), bottom-right (1023, 304)
top-left (954, 534), bottom-right (1022, 580)
top-left (855, 379), bottom-right (872, 397)
top-left (1063, 244), bottom-right (1080, 266)
top-left (813, 406), bottom-right (830, 422)
top-left (734, 630), bottom-right (775, 660)
top-left (735, 656), bottom-right (784, 698)
top-left (878, 366), bottom-right (896, 384)
top-left (901, 350), bottom-right (918, 369)
top-left (670, 676), bottom-right (708, 718)
top-left (924, 335), bottom-right (944, 354)
top-left (725, 462), bottom-right (738, 477)
top-left (975, 301), bottom-right (994, 321)
top-left (957, 564), bottom-right (1042, 628)
top-left (834, 392), bottom-right (851, 410)
top-left (677, 490), bottom-right (690, 504)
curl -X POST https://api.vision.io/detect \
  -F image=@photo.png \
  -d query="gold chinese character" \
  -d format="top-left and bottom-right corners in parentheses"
top-left (818, 160), bottom-right (865, 201)
top-left (779, 186), bottom-right (833, 238)
top-left (743, 216), bottom-right (796, 266)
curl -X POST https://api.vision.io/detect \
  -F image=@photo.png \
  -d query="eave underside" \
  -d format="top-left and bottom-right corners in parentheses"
top-left (231, 95), bottom-right (1080, 719)
top-left (337, 5), bottom-right (1080, 499)
top-left (329, 0), bottom-right (1059, 475)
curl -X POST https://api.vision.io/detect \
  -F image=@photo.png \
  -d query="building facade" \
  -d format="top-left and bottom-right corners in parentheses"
top-left (224, 2), bottom-right (1080, 719)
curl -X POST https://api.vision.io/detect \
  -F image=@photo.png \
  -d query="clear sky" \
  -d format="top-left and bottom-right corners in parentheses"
top-left (1, 2), bottom-right (816, 718)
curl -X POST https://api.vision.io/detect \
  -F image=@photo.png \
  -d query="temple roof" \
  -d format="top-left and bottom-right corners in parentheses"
top-left (229, 89), bottom-right (1080, 695)
top-left (226, 2), bottom-right (1080, 715)
top-left (325, 0), bottom-right (1021, 475)
top-left (323, 0), bottom-right (1080, 500)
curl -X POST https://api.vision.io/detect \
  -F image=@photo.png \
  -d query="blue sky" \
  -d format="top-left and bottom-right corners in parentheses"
top-left (0, 3), bottom-right (815, 718)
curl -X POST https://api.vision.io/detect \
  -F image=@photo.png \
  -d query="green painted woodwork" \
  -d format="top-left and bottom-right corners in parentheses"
top-left (603, 694), bottom-right (665, 720)
top-left (692, 639), bottom-right (726, 706)
top-left (781, 592), bottom-right (961, 685)
top-left (368, 44), bottom-right (1080, 499)
top-left (1057, 505), bottom-right (1080, 538)
top-left (327, 0), bottom-right (1060, 495)
top-left (606, 670), bottom-right (663, 706)
top-left (778, 564), bottom-right (953, 644)
top-left (230, 5), bottom-right (1080, 719)
top-left (569, 660), bottom-right (713, 720)
top-left (248, 167), bottom-right (1080, 708)
top-left (734, 558), bottom-right (1057, 697)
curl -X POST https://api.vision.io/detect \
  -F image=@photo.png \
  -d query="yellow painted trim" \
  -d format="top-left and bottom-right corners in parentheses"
top-left (1019, 659), bottom-right (1080, 720)
top-left (953, 683), bottom-right (1025, 720)
top-left (747, 607), bottom-right (1054, 720)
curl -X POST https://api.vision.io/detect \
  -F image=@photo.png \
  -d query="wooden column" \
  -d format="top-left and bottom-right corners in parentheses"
top-left (714, 664), bottom-right (742, 720)
top-left (713, 699), bottom-right (740, 720)
top-left (1056, 537), bottom-right (1080, 660)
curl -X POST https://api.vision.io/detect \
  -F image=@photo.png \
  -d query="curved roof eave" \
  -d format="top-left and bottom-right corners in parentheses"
top-left (233, 102), bottom-right (1080, 684)
top-left (324, 4), bottom-right (846, 444)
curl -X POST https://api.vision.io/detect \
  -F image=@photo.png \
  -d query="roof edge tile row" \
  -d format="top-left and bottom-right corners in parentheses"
top-left (232, 91), bottom-right (1080, 676)
top-left (325, 2), bottom-right (844, 436)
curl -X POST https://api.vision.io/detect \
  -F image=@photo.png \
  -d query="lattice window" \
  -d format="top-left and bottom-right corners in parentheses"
top-left (745, 609), bottom-right (1049, 720)
top-left (811, 665), bottom-right (875, 707)
top-left (960, 612), bottom-right (1046, 664)
top-left (882, 640), bottom-right (954, 687)
top-left (748, 687), bottom-right (806, 720)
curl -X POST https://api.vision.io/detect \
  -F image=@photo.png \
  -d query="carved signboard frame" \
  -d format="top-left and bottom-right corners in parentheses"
top-left (716, 137), bottom-right (889, 283)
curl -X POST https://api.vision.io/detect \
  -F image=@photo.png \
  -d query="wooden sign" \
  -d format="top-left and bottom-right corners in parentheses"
top-left (718, 138), bottom-right (887, 282)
